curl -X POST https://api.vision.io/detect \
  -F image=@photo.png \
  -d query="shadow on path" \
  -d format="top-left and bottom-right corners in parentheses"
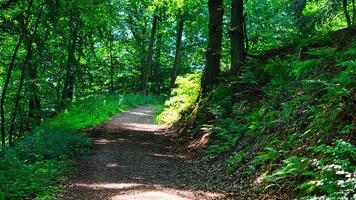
top-left (60, 106), bottom-right (225, 200)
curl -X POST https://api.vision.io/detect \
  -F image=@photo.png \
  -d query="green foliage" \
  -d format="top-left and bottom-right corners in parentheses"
top-left (205, 118), bottom-right (246, 158)
top-left (226, 151), bottom-right (246, 172)
top-left (44, 94), bottom-right (163, 130)
top-left (156, 73), bottom-right (201, 124)
top-left (265, 140), bottom-right (355, 199)
top-left (0, 130), bottom-right (89, 200)
top-left (207, 85), bottom-right (233, 119)
top-left (175, 31), bottom-right (356, 198)
top-left (292, 59), bottom-right (324, 78)
top-left (253, 147), bottom-right (284, 166)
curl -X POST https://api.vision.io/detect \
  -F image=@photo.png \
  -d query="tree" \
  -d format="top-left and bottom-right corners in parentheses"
top-left (170, 15), bottom-right (184, 90)
top-left (1, 0), bottom-right (33, 146)
top-left (60, 11), bottom-right (81, 109)
top-left (230, 0), bottom-right (246, 75)
top-left (142, 14), bottom-right (158, 95)
top-left (201, 0), bottom-right (224, 92)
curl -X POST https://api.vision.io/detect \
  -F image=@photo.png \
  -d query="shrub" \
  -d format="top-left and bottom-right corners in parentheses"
top-left (265, 140), bottom-right (356, 199)
top-left (156, 73), bottom-right (201, 124)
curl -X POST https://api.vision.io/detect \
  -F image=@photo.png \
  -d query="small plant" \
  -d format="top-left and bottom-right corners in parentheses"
top-left (253, 147), bottom-right (284, 166)
top-left (227, 151), bottom-right (246, 172)
top-left (292, 59), bottom-right (324, 78)
top-left (264, 140), bottom-right (356, 199)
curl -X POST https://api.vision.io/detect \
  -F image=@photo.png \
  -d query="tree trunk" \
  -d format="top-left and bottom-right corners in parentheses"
top-left (109, 36), bottom-right (115, 93)
top-left (8, 42), bottom-right (31, 146)
top-left (154, 26), bottom-right (162, 95)
top-left (27, 2), bottom-right (45, 128)
top-left (343, 0), bottom-right (352, 27)
top-left (170, 16), bottom-right (184, 90)
top-left (0, 0), bottom-right (33, 146)
top-left (202, 0), bottom-right (224, 92)
top-left (142, 15), bottom-right (158, 95)
top-left (9, 1), bottom-right (43, 145)
top-left (352, 0), bottom-right (355, 25)
top-left (230, 0), bottom-right (246, 75)
top-left (1, 36), bottom-right (23, 146)
top-left (27, 60), bottom-right (41, 126)
top-left (60, 22), bottom-right (79, 109)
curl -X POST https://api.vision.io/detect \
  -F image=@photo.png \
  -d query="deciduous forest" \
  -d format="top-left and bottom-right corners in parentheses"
top-left (0, 0), bottom-right (355, 199)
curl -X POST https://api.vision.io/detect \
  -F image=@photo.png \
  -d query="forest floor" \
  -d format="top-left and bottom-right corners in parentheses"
top-left (59, 106), bottom-right (229, 200)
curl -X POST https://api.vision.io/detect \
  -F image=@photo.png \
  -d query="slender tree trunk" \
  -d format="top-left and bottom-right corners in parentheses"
top-left (60, 23), bottom-right (79, 109)
top-left (170, 16), bottom-right (184, 90)
top-left (343, 0), bottom-right (352, 27)
top-left (27, 60), bottom-right (41, 126)
top-left (202, 0), bottom-right (224, 92)
top-left (9, 1), bottom-right (43, 145)
top-left (142, 15), bottom-right (158, 95)
top-left (1, 37), bottom-right (22, 146)
top-left (230, 0), bottom-right (246, 75)
top-left (28, 2), bottom-right (44, 127)
top-left (0, 0), bottom-right (33, 146)
top-left (8, 43), bottom-right (31, 146)
top-left (154, 27), bottom-right (162, 94)
top-left (109, 36), bottom-right (115, 93)
top-left (352, 0), bottom-right (355, 25)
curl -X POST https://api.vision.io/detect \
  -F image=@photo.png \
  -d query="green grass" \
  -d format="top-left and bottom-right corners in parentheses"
top-left (0, 94), bottom-right (163, 200)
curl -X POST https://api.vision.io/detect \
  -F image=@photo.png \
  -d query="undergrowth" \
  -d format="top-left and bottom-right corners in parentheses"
top-left (0, 94), bottom-right (162, 200)
top-left (156, 73), bottom-right (201, 125)
top-left (162, 30), bottom-right (356, 199)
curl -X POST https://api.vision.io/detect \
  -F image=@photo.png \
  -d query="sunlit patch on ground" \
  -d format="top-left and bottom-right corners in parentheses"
top-left (74, 183), bottom-right (142, 190)
top-left (118, 122), bottom-right (164, 132)
top-left (111, 191), bottom-right (191, 200)
top-left (127, 111), bottom-right (153, 117)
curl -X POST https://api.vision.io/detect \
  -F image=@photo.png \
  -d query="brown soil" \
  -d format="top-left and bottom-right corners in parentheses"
top-left (59, 106), bottom-right (226, 200)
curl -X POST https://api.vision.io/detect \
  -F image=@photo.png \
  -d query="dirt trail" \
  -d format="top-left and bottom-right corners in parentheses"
top-left (60, 106), bottom-right (225, 200)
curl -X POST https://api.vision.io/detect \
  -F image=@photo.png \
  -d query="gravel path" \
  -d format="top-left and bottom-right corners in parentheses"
top-left (60, 106), bottom-right (225, 200)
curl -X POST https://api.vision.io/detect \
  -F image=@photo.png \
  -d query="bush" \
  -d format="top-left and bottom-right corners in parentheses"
top-left (156, 73), bottom-right (201, 124)
top-left (0, 129), bottom-right (90, 200)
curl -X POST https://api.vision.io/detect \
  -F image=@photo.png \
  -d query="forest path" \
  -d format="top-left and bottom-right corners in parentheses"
top-left (60, 106), bottom-right (224, 200)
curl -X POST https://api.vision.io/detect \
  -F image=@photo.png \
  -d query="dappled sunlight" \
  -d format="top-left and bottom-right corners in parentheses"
top-left (111, 191), bottom-right (191, 200)
top-left (126, 111), bottom-right (153, 117)
top-left (93, 138), bottom-right (126, 145)
top-left (105, 163), bottom-right (127, 168)
top-left (74, 183), bottom-right (142, 190)
top-left (72, 182), bottom-right (225, 200)
top-left (61, 107), bottom-right (228, 200)
top-left (116, 122), bottom-right (164, 132)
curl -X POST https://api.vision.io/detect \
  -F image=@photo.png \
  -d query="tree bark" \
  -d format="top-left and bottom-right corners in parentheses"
top-left (343, 0), bottom-right (352, 27)
top-left (142, 14), bottom-right (158, 95)
top-left (230, 0), bottom-right (246, 75)
top-left (109, 36), bottom-right (115, 93)
top-left (202, 0), bottom-right (224, 92)
top-left (60, 21), bottom-right (79, 109)
top-left (170, 16), bottom-right (184, 90)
